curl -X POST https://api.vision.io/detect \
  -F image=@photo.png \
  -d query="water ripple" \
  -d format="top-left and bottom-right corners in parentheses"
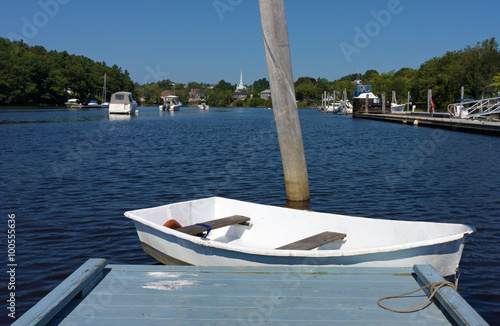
top-left (1, 107), bottom-right (499, 324)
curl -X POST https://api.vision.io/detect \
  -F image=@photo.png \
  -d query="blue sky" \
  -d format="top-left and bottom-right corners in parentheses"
top-left (1, 0), bottom-right (500, 85)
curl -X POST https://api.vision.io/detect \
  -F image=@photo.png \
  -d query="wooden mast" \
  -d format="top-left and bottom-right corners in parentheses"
top-left (259, 0), bottom-right (310, 202)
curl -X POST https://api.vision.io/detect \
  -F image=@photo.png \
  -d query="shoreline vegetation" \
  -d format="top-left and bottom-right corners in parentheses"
top-left (1, 37), bottom-right (499, 111)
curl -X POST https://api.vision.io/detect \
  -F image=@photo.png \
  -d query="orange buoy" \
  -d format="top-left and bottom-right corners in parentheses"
top-left (163, 219), bottom-right (182, 229)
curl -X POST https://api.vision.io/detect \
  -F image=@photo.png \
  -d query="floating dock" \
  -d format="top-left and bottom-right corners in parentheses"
top-left (14, 259), bottom-right (487, 325)
top-left (354, 112), bottom-right (500, 136)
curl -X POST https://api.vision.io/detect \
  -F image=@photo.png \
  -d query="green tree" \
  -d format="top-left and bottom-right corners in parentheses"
top-left (491, 72), bottom-right (500, 88)
top-left (295, 78), bottom-right (316, 102)
top-left (214, 79), bottom-right (234, 92)
top-left (252, 78), bottom-right (270, 97)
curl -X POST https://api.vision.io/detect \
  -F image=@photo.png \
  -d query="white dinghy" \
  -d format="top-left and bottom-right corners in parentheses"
top-left (125, 197), bottom-right (474, 276)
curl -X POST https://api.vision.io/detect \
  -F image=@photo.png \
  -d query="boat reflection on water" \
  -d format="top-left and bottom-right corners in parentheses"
top-left (108, 114), bottom-right (132, 121)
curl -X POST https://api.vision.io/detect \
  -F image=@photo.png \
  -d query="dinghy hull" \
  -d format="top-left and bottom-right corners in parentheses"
top-left (126, 197), bottom-right (474, 276)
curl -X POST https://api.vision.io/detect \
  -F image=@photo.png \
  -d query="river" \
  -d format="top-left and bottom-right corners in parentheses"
top-left (1, 106), bottom-right (499, 324)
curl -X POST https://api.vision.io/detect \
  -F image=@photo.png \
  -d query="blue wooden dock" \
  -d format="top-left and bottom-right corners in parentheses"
top-left (14, 259), bottom-right (487, 325)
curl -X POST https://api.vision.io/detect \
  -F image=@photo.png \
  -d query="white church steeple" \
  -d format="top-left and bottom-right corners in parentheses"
top-left (236, 70), bottom-right (246, 91)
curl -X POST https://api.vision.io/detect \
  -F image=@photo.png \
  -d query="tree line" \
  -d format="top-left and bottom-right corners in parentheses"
top-left (0, 38), bottom-right (134, 106)
top-left (1, 37), bottom-right (499, 109)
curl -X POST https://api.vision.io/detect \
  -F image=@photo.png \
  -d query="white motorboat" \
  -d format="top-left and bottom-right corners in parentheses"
top-left (353, 81), bottom-right (379, 101)
top-left (87, 100), bottom-right (101, 108)
top-left (324, 102), bottom-right (341, 113)
top-left (160, 95), bottom-right (182, 111)
top-left (391, 103), bottom-right (406, 113)
top-left (198, 102), bottom-right (209, 110)
top-left (65, 99), bottom-right (82, 108)
top-left (334, 89), bottom-right (353, 115)
top-left (391, 91), bottom-right (406, 113)
top-left (335, 100), bottom-right (353, 115)
top-left (125, 196), bottom-right (474, 276)
top-left (108, 92), bottom-right (138, 114)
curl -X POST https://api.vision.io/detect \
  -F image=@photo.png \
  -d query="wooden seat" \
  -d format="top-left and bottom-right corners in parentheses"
top-left (176, 215), bottom-right (250, 236)
top-left (276, 231), bottom-right (346, 250)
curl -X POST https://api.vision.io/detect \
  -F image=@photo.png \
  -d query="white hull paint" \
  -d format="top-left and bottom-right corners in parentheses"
top-left (109, 104), bottom-right (137, 114)
top-left (159, 104), bottom-right (181, 111)
top-left (391, 103), bottom-right (406, 113)
top-left (126, 197), bottom-right (474, 276)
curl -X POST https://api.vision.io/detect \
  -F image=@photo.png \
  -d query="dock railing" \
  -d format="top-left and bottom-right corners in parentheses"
top-left (448, 96), bottom-right (500, 119)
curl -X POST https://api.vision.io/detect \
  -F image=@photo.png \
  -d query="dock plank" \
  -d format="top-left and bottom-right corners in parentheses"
top-left (17, 260), bottom-right (486, 325)
top-left (13, 258), bottom-right (107, 326)
top-left (414, 265), bottom-right (488, 326)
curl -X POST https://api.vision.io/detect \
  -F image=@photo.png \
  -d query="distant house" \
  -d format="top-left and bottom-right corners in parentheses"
top-left (161, 90), bottom-right (174, 101)
top-left (260, 89), bottom-right (271, 100)
top-left (189, 89), bottom-right (201, 102)
top-left (233, 92), bottom-right (248, 101)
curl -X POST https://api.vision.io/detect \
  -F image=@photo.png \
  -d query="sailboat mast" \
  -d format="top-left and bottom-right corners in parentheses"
top-left (103, 73), bottom-right (107, 102)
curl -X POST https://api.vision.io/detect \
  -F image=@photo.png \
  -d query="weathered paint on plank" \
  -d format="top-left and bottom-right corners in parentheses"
top-left (414, 264), bottom-right (488, 326)
top-left (48, 265), bottom-right (453, 325)
top-left (12, 258), bottom-right (107, 326)
top-left (66, 278), bottom-right (426, 301)
top-left (105, 265), bottom-right (413, 274)
top-left (19, 261), bottom-right (486, 326)
top-left (48, 305), bottom-right (452, 324)
top-left (95, 269), bottom-right (413, 283)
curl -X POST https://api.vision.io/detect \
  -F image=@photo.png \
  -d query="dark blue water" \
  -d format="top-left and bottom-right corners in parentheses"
top-left (1, 107), bottom-right (499, 324)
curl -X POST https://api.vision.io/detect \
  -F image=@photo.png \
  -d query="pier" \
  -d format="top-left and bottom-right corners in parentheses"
top-left (14, 259), bottom-right (487, 325)
top-left (354, 112), bottom-right (500, 136)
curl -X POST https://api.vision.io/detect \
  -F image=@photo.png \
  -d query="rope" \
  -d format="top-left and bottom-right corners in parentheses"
top-left (377, 277), bottom-right (458, 313)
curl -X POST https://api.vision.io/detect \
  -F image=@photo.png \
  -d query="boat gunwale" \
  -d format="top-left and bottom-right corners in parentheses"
top-left (125, 197), bottom-right (474, 258)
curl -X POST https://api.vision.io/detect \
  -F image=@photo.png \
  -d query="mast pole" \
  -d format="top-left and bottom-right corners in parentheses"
top-left (259, 0), bottom-right (310, 202)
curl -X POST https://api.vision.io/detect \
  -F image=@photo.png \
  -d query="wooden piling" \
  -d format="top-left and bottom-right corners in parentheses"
top-left (382, 93), bottom-right (386, 114)
top-left (427, 89), bottom-right (432, 113)
top-left (333, 90), bottom-right (336, 112)
top-left (407, 91), bottom-right (411, 112)
top-left (259, 0), bottom-right (309, 202)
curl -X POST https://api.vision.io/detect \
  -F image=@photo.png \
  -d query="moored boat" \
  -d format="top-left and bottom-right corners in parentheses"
top-left (160, 95), bottom-right (181, 111)
top-left (125, 196), bottom-right (474, 276)
top-left (86, 100), bottom-right (101, 108)
top-left (391, 103), bottom-right (406, 113)
top-left (336, 100), bottom-right (353, 115)
top-left (198, 101), bottom-right (209, 110)
top-left (108, 92), bottom-right (138, 114)
top-left (65, 98), bottom-right (82, 108)
top-left (391, 90), bottom-right (406, 113)
top-left (352, 80), bottom-right (391, 115)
